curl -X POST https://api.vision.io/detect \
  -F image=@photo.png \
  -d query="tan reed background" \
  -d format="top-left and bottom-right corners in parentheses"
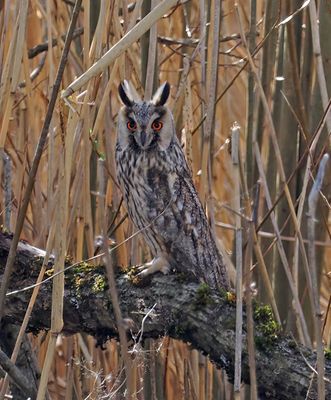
top-left (0, 0), bottom-right (330, 399)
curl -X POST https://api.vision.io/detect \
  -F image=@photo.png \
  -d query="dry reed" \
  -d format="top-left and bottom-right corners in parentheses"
top-left (0, 1), bottom-right (330, 399)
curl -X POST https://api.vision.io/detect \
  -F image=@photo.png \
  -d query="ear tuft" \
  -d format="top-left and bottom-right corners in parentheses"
top-left (118, 80), bottom-right (134, 107)
top-left (152, 82), bottom-right (170, 106)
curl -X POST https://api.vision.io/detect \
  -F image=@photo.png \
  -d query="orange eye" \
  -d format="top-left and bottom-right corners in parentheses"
top-left (152, 120), bottom-right (163, 131)
top-left (127, 120), bottom-right (137, 131)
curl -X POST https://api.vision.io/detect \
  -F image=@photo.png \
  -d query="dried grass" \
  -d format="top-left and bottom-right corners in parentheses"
top-left (0, 0), bottom-right (330, 398)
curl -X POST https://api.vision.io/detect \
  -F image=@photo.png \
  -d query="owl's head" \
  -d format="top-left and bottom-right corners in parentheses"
top-left (117, 81), bottom-right (174, 151)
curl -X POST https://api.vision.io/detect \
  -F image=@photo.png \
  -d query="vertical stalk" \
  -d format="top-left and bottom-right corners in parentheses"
top-left (141, 0), bottom-right (152, 87)
top-left (100, 159), bottom-right (134, 399)
top-left (0, 0), bottom-right (28, 147)
top-left (254, 1), bottom-right (279, 305)
top-left (0, 150), bottom-right (11, 230)
top-left (246, 0), bottom-right (256, 189)
top-left (240, 154), bottom-right (259, 400)
top-left (309, 1), bottom-right (331, 131)
top-left (200, 0), bottom-right (221, 206)
top-left (144, 0), bottom-right (158, 98)
top-left (307, 154), bottom-right (329, 400)
top-left (232, 123), bottom-right (243, 397)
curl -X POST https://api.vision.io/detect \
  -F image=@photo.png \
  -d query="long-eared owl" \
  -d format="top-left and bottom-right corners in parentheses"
top-left (115, 81), bottom-right (229, 290)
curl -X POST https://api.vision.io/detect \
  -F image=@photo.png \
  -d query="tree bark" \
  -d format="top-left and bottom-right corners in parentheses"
top-left (0, 231), bottom-right (330, 400)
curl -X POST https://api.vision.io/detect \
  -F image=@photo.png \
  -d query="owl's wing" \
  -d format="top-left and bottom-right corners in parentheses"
top-left (149, 140), bottom-right (206, 250)
top-left (152, 140), bottom-right (229, 289)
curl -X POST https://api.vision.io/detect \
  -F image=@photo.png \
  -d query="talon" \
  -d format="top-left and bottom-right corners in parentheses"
top-left (137, 260), bottom-right (153, 273)
top-left (136, 256), bottom-right (170, 278)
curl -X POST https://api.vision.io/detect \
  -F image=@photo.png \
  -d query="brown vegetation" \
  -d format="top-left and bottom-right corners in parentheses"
top-left (0, 1), bottom-right (330, 399)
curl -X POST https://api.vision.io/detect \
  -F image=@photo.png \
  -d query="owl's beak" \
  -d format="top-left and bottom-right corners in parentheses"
top-left (140, 131), bottom-right (147, 146)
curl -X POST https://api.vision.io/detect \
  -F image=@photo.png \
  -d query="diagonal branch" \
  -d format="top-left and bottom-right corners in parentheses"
top-left (0, 231), bottom-right (330, 400)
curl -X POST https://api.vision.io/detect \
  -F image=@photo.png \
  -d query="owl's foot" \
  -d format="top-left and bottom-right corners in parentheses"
top-left (137, 256), bottom-right (170, 278)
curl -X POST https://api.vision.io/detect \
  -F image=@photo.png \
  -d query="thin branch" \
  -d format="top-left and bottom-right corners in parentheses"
top-left (27, 27), bottom-right (84, 59)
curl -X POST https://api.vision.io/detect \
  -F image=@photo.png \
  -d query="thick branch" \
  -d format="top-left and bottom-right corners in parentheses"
top-left (0, 231), bottom-right (330, 400)
top-left (0, 347), bottom-right (36, 397)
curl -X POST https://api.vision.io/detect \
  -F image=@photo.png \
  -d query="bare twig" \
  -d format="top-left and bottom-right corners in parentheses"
top-left (27, 27), bottom-right (84, 59)
top-left (18, 53), bottom-right (47, 88)
top-left (216, 224), bottom-right (331, 247)
top-left (158, 33), bottom-right (243, 47)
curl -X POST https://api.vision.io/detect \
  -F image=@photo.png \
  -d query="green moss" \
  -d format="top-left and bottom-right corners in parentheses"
top-left (125, 264), bottom-right (138, 278)
top-left (124, 265), bottom-right (156, 286)
top-left (254, 304), bottom-right (280, 349)
top-left (92, 274), bottom-right (107, 293)
top-left (195, 283), bottom-right (214, 306)
top-left (45, 268), bottom-right (54, 277)
top-left (124, 265), bottom-right (144, 285)
top-left (65, 262), bottom-right (107, 299)
top-left (65, 255), bottom-right (73, 264)
top-left (216, 288), bottom-right (236, 304)
top-left (254, 304), bottom-right (273, 321)
top-left (287, 339), bottom-right (297, 349)
top-left (71, 261), bottom-right (96, 274)
top-left (0, 225), bottom-right (10, 234)
top-left (325, 348), bottom-right (331, 360)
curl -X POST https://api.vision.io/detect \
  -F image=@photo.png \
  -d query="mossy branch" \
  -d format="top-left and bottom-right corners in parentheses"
top-left (0, 231), bottom-right (330, 400)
